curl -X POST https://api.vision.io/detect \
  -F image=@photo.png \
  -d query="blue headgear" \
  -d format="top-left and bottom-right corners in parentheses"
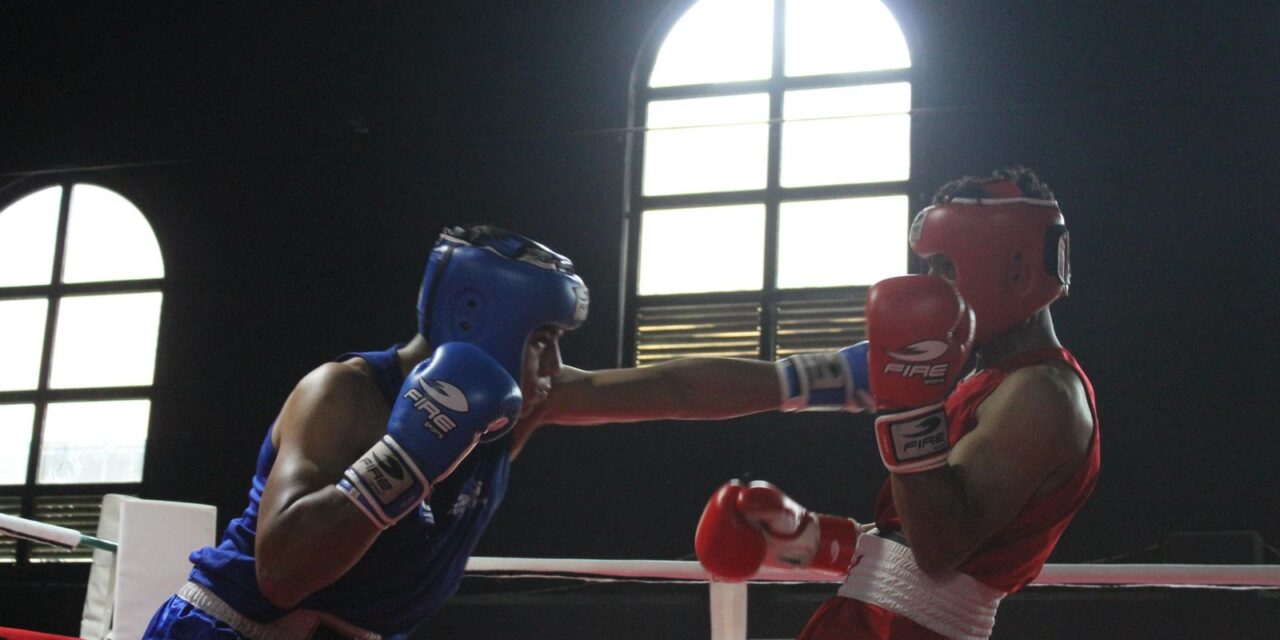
top-left (417, 226), bottom-right (589, 382)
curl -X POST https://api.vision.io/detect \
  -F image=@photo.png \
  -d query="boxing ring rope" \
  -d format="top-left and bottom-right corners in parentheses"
top-left (3, 513), bottom-right (1279, 640)
top-left (0, 512), bottom-right (119, 553)
top-left (463, 555), bottom-right (1280, 588)
top-left (463, 556), bottom-right (1280, 640)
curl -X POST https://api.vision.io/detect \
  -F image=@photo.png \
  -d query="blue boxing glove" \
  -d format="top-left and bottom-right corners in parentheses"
top-left (338, 342), bottom-right (522, 529)
top-left (776, 342), bottom-right (872, 412)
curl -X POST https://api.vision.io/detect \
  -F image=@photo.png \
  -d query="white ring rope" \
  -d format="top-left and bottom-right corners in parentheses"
top-left (2, 512), bottom-right (1276, 589)
top-left (0, 512), bottom-right (118, 553)
top-left (462, 557), bottom-right (1280, 640)
top-left (464, 557), bottom-right (1280, 589)
top-left (2, 514), bottom-right (1274, 640)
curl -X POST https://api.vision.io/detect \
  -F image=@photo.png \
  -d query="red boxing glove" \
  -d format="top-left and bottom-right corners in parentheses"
top-left (695, 480), bottom-right (859, 582)
top-left (866, 275), bottom-right (974, 473)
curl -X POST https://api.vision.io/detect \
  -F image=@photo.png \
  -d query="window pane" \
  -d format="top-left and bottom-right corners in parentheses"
top-left (0, 186), bottom-right (62, 287)
top-left (778, 196), bottom-right (909, 288)
top-left (0, 404), bottom-right (35, 485)
top-left (781, 84), bottom-right (911, 187)
top-left (639, 205), bottom-right (765, 294)
top-left (38, 400), bottom-right (149, 484)
top-left (644, 94), bottom-right (770, 196)
top-left (636, 301), bottom-right (761, 365)
top-left (50, 292), bottom-right (163, 389)
top-left (785, 0), bottom-right (911, 77)
top-left (649, 0), bottom-right (773, 88)
top-left (776, 292), bottom-right (868, 357)
top-left (0, 299), bottom-right (48, 391)
top-left (63, 185), bottom-right (164, 283)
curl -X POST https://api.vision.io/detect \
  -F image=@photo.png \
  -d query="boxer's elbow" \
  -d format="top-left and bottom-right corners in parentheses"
top-left (256, 535), bottom-right (328, 609)
top-left (257, 561), bottom-right (311, 609)
top-left (256, 520), bottom-right (368, 609)
top-left (902, 523), bottom-right (982, 576)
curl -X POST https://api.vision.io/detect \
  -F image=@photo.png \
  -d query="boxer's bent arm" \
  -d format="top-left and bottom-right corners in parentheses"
top-left (539, 358), bottom-right (781, 425)
top-left (256, 362), bottom-right (390, 608)
top-left (890, 364), bottom-right (1094, 574)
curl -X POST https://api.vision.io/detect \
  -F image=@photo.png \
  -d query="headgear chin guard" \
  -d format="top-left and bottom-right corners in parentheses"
top-left (417, 224), bottom-right (589, 383)
top-left (909, 179), bottom-right (1070, 345)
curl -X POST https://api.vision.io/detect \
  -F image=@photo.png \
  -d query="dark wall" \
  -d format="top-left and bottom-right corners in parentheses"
top-left (1, 0), bottom-right (1277, 636)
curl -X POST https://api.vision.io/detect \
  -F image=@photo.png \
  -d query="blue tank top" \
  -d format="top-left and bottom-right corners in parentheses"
top-left (187, 345), bottom-right (512, 636)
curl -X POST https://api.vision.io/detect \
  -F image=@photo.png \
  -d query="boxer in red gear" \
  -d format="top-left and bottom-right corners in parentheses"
top-left (798, 167), bottom-right (1098, 639)
top-left (526, 167), bottom-right (1098, 640)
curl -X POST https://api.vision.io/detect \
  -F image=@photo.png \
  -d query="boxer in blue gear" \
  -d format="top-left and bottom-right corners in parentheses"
top-left (144, 225), bottom-right (587, 639)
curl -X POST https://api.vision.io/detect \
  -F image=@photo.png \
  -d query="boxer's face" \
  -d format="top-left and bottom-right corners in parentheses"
top-left (518, 326), bottom-right (564, 417)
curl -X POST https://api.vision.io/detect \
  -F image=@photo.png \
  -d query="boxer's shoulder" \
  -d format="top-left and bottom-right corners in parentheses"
top-left (299, 359), bottom-right (385, 405)
top-left (273, 360), bottom-right (390, 450)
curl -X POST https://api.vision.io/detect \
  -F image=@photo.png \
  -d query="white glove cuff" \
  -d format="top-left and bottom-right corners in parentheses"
top-left (874, 403), bottom-right (951, 474)
top-left (776, 353), bottom-right (871, 413)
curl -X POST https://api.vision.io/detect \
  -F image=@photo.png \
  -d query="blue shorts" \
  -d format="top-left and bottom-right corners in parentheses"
top-left (143, 595), bottom-right (246, 640)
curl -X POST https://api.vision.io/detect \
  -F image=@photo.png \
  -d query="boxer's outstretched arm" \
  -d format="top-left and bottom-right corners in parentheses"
top-left (890, 363), bottom-right (1094, 574)
top-left (533, 357), bottom-right (781, 426)
top-left (255, 361), bottom-right (391, 608)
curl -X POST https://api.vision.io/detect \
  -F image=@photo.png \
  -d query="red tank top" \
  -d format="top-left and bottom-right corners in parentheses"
top-left (873, 347), bottom-right (1101, 593)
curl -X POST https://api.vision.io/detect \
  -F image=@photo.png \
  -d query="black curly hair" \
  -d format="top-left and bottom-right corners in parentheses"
top-left (931, 165), bottom-right (1055, 204)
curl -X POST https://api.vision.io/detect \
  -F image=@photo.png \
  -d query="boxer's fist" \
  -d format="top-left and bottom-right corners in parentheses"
top-left (695, 480), bottom-right (858, 581)
top-left (866, 275), bottom-right (973, 473)
top-left (694, 481), bottom-right (768, 581)
top-left (866, 275), bottom-right (973, 410)
top-left (339, 342), bottom-right (522, 528)
top-left (776, 342), bottom-right (872, 412)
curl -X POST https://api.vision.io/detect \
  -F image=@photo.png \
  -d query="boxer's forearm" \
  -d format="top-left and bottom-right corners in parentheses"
top-left (543, 358), bottom-right (781, 425)
top-left (889, 468), bottom-right (987, 574)
top-left (256, 487), bottom-right (380, 609)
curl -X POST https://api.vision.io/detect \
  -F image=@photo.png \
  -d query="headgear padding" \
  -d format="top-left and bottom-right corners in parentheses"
top-left (909, 180), bottom-right (1070, 345)
top-left (417, 226), bottom-right (589, 380)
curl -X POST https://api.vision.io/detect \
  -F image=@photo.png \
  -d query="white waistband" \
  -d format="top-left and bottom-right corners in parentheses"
top-left (177, 581), bottom-right (382, 640)
top-left (836, 531), bottom-right (1006, 640)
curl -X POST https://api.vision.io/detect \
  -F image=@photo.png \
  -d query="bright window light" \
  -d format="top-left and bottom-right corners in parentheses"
top-left (644, 94), bottom-right (771, 196)
top-left (639, 205), bottom-right (765, 295)
top-left (649, 0), bottom-right (773, 88)
top-left (0, 186), bottom-right (62, 287)
top-left (777, 196), bottom-right (909, 288)
top-left (38, 399), bottom-right (149, 484)
top-left (0, 404), bottom-right (35, 485)
top-left (63, 185), bottom-right (164, 283)
top-left (785, 0), bottom-right (911, 77)
top-left (0, 299), bottom-right (48, 392)
top-left (781, 83), bottom-right (910, 187)
top-left (49, 292), bottom-right (163, 389)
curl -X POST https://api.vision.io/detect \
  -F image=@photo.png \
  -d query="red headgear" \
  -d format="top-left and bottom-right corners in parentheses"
top-left (909, 179), bottom-right (1070, 345)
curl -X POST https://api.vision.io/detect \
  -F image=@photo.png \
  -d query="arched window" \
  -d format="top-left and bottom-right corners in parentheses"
top-left (0, 183), bottom-right (165, 563)
top-left (624, 0), bottom-right (911, 365)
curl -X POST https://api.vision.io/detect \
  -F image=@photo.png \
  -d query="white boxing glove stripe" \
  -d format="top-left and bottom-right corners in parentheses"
top-left (776, 345), bottom-right (873, 413)
top-left (338, 435), bottom-right (432, 529)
